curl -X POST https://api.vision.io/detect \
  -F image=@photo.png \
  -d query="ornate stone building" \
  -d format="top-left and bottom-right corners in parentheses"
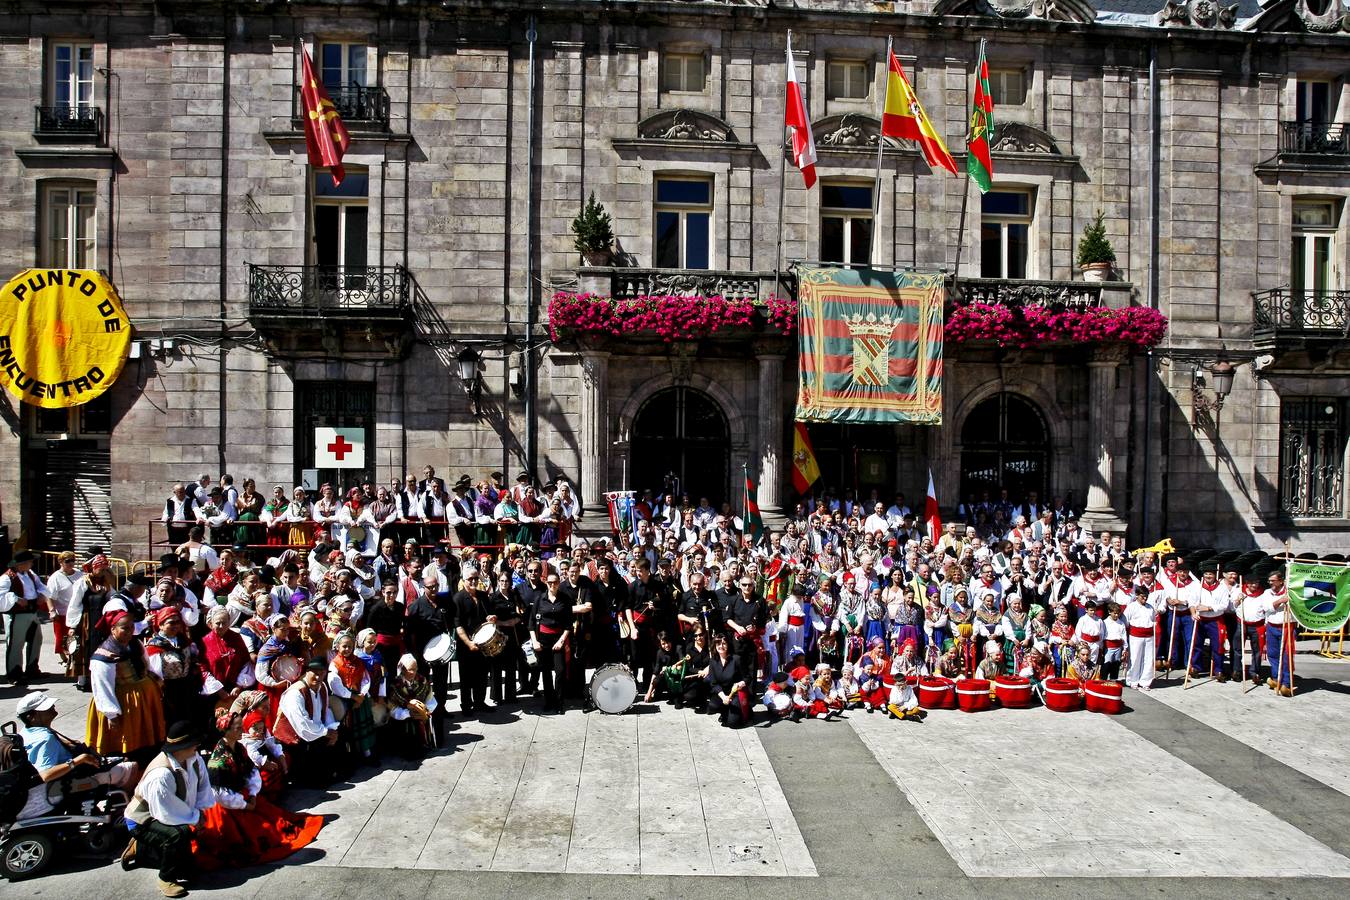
top-left (1, 0), bottom-right (1349, 556)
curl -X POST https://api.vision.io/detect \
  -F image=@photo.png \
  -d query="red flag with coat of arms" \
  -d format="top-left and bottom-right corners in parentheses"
top-left (299, 47), bottom-right (351, 185)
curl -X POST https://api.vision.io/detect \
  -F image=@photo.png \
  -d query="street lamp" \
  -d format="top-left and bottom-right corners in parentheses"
top-left (1192, 358), bottom-right (1237, 424)
top-left (457, 346), bottom-right (482, 415)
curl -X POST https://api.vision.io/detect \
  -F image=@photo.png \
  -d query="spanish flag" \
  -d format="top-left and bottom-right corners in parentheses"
top-left (880, 46), bottom-right (958, 175)
top-left (792, 422), bottom-right (821, 495)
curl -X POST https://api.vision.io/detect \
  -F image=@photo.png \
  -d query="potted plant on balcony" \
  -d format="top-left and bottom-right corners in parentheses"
top-left (1077, 210), bottom-right (1116, 282)
top-left (572, 192), bottom-right (615, 266)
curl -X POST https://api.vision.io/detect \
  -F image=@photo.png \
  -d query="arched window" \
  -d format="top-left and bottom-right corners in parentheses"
top-left (959, 392), bottom-right (1049, 506)
top-left (631, 387), bottom-right (729, 504)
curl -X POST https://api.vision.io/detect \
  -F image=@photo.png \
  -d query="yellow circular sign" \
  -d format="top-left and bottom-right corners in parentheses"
top-left (0, 269), bottom-right (131, 408)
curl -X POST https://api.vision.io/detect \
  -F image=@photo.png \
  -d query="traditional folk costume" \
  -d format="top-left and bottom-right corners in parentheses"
top-left (816, 664), bottom-right (846, 713)
top-left (886, 641), bottom-right (926, 721)
top-left (1000, 606), bottom-right (1031, 675)
top-left (857, 640), bottom-right (890, 711)
top-left (1072, 606), bottom-right (1105, 664)
top-left (389, 654), bottom-right (438, 754)
top-left (1236, 579), bottom-right (1267, 684)
top-left (761, 672), bottom-right (794, 720)
top-left (1260, 584), bottom-right (1294, 694)
top-left (86, 615), bottom-right (166, 758)
top-left (837, 662), bottom-right (861, 707)
top-left (1192, 576), bottom-right (1232, 679)
top-left (1160, 570), bottom-right (1200, 671)
top-left (275, 666), bottom-right (340, 786)
top-left (1123, 593), bottom-right (1159, 690)
top-left (143, 614), bottom-right (205, 732)
top-left (1019, 642), bottom-right (1055, 689)
top-left (196, 727), bottom-right (324, 870)
top-left (240, 709), bottom-right (288, 796)
top-left (328, 652), bottom-right (377, 759)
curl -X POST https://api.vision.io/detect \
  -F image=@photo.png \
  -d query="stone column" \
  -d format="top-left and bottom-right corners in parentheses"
top-left (755, 346), bottom-right (785, 520)
top-left (1081, 345), bottom-right (1129, 536)
top-left (577, 349), bottom-right (609, 513)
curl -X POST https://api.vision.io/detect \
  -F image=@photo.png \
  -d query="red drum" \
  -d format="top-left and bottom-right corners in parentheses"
top-left (1084, 679), bottom-right (1124, 714)
top-left (1043, 677), bottom-right (1083, 712)
top-left (917, 676), bottom-right (956, 710)
top-left (955, 678), bottom-right (993, 712)
top-left (994, 675), bottom-right (1033, 709)
top-left (905, 675), bottom-right (918, 686)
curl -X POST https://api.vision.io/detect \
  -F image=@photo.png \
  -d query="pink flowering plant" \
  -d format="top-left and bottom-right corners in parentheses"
top-left (549, 292), bottom-right (1168, 350)
top-left (548, 291), bottom-right (796, 343)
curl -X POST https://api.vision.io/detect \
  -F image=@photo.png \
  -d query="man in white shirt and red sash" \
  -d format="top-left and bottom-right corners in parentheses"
top-left (1259, 567), bottom-right (1295, 697)
top-left (1235, 568), bottom-right (1268, 685)
top-left (1160, 559), bottom-right (1200, 673)
top-left (1123, 584), bottom-right (1160, 690)
top-left (276, 657), bottom-right (340, 785)
top-left (1191, 562), bottom-right (1232, 682)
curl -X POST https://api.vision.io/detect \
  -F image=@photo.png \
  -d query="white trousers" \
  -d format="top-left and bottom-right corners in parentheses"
top-left (1127, 635), bottom-right (1155, 688)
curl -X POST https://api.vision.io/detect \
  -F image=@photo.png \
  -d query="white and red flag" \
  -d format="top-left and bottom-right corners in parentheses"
top-left (925, 468), bottom-right (942, 542)
top-left (784, 34), bottom-right (817, 189)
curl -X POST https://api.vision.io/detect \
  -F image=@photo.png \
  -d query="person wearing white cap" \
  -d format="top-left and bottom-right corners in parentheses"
top-left (15, 691), bottom-right (138, 797)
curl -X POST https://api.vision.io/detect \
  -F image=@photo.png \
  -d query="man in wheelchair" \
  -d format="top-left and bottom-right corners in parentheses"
top-left (14, 692), bottom-right (138, 817)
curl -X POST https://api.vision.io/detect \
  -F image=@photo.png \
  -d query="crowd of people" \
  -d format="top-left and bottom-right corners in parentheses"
top-left (0, 469), bottom-right (1307, 895)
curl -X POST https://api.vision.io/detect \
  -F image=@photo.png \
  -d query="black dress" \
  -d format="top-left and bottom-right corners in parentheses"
top-left (706, 653), bottom-right (750, 728)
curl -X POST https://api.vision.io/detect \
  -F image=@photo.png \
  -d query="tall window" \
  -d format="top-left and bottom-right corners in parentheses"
top-left (49, 42), bottom-right (94, 111)
top-left (980, 188), bottom-right (1032, 279)
top-left (827, 60), bottom-right (869, 100)
top-left (1280, 397), bottom-right (1345, 518)
top-left (1292, 200), bottom-right (1337, 298)
top-left (820, 182), bottom-right (873, 266)
top-left (312, 169), bottom-right (368, 286)
top-left (654, 177), bottom-right (712, 269)
top-left (41, 182), bottom-right (97, 268)
top-left (1296, 79), bottom-right (1331, 124)
top-left (319, 42), bottom-right (368, 90)
top-left (988, 68), bottom-right (1028, 107)
top-left (660, 52), bottom-right (705, 94)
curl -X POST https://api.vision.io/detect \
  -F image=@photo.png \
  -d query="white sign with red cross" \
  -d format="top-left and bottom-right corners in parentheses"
top-left (314, 427), bottom-right (365, 469)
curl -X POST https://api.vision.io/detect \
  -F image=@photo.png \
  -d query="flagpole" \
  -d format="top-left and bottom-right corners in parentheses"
top-left (870, 35), bottom-right (891, 267)
top-left (775, 31), bottom-right (792, 283)
top-left (951, 38), bottom-right (983, 281)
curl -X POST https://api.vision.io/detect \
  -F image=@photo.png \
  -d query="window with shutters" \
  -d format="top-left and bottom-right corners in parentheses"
top-left (40, 181), bottom-right (97, 269)
top-left (827, 60), bottom-right (870, 100)
top-left (661, 52), bottom-right (706, 94)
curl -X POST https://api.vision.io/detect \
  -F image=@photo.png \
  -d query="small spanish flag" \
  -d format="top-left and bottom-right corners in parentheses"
top-left (880, 45), bottom-right (958, 176)
top-left (792, 422), bottom-right (821, 495)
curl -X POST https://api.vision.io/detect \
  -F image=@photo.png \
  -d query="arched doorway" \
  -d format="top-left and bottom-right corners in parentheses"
top-left (959, 392), bottom-right (1049, 503)
top-left (631, 386), bottom-right (729, 503)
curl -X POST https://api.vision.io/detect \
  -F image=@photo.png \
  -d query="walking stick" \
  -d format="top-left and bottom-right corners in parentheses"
top-left (1284, 617), bottom-right (1297, 697)
top-left (1164, 606), bottom-right (1177, 679)
top-left (1182, 613), bottom-right (1202, 690)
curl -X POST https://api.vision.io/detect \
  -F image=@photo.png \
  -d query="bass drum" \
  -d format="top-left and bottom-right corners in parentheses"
top-left (588, 663), bottom-right (637, 714)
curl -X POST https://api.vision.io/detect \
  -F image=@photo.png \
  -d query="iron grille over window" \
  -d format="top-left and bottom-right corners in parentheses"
top-left (1279, 397), bottom-right (1346, 518)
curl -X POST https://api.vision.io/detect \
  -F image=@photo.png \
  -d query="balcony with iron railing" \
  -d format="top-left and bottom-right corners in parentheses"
top-left (1253, 287), bottom-right (1350, 342)
top-left (33, 105), bottom-right (103, 141)
top-left (574, 267), bottom-right (1119, 309)
top-left (1279, 121), bottom-right (1350, 158)
top-left (248, 264), bottom-right (412, 319)
top-left (292, 85), bottom-right (391, 130)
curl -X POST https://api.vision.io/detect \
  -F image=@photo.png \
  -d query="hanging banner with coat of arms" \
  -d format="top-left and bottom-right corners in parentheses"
top-left (794, 266), bottom-right (944, 424)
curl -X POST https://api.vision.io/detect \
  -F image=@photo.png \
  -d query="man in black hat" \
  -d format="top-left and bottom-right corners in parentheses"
top-left (448, 475), bottom-right (478, 547)
top-left (276, 657), bottom-right (340, 785)
top-left (124, 721), bottom-right (213, 897)
top-left (1, 550), bottom-right (50, 684)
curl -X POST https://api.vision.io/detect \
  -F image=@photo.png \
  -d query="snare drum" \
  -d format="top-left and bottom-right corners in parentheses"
top-left (589, 663), bottom-right (637, 714)
top-left (472, 622), bottom-right (507, 658)
top-left (424, 633), bottom-right (456, 665)
top-left (271, 654), bottom-right (302, 684)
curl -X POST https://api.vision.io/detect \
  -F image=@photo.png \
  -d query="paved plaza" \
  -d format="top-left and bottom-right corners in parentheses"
top-left (10, 640), bottom-right (1350, 898)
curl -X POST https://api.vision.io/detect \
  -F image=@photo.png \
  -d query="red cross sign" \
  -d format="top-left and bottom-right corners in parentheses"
top-left (315, 427), bottom-right (365, 468)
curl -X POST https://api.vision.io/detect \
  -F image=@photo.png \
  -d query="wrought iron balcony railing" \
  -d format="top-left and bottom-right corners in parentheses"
top-left (248, 264), bottom-right (411, 317)
top-left (1253, 287), bottom-right (1350, 337)
top-left (583, 267), bottom-right (792, 303)
top-left (1279, 121), bottom-right (1350, 156)
top-left (951, 277), bottom-right (1103, 308)
top-left (293, 85), bottom-right (391, 129)
top-left (33, 105), bottom-right (103, 139)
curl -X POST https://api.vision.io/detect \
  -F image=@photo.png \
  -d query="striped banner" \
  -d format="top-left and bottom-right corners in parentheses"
top-left (794, 266), bottom-right (944, 424)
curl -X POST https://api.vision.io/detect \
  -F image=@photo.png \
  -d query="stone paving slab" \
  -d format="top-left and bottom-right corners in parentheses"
top-left (291, 704), bottom-right (815, 876)
top-left (847, 704), bottom-right (1350, 878)
top-left (1144, 677), bottom-right (1350, 799)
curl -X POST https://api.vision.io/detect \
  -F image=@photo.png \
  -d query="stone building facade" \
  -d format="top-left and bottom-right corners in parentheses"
top-left (1, 0), bottom-right (1349, 558)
